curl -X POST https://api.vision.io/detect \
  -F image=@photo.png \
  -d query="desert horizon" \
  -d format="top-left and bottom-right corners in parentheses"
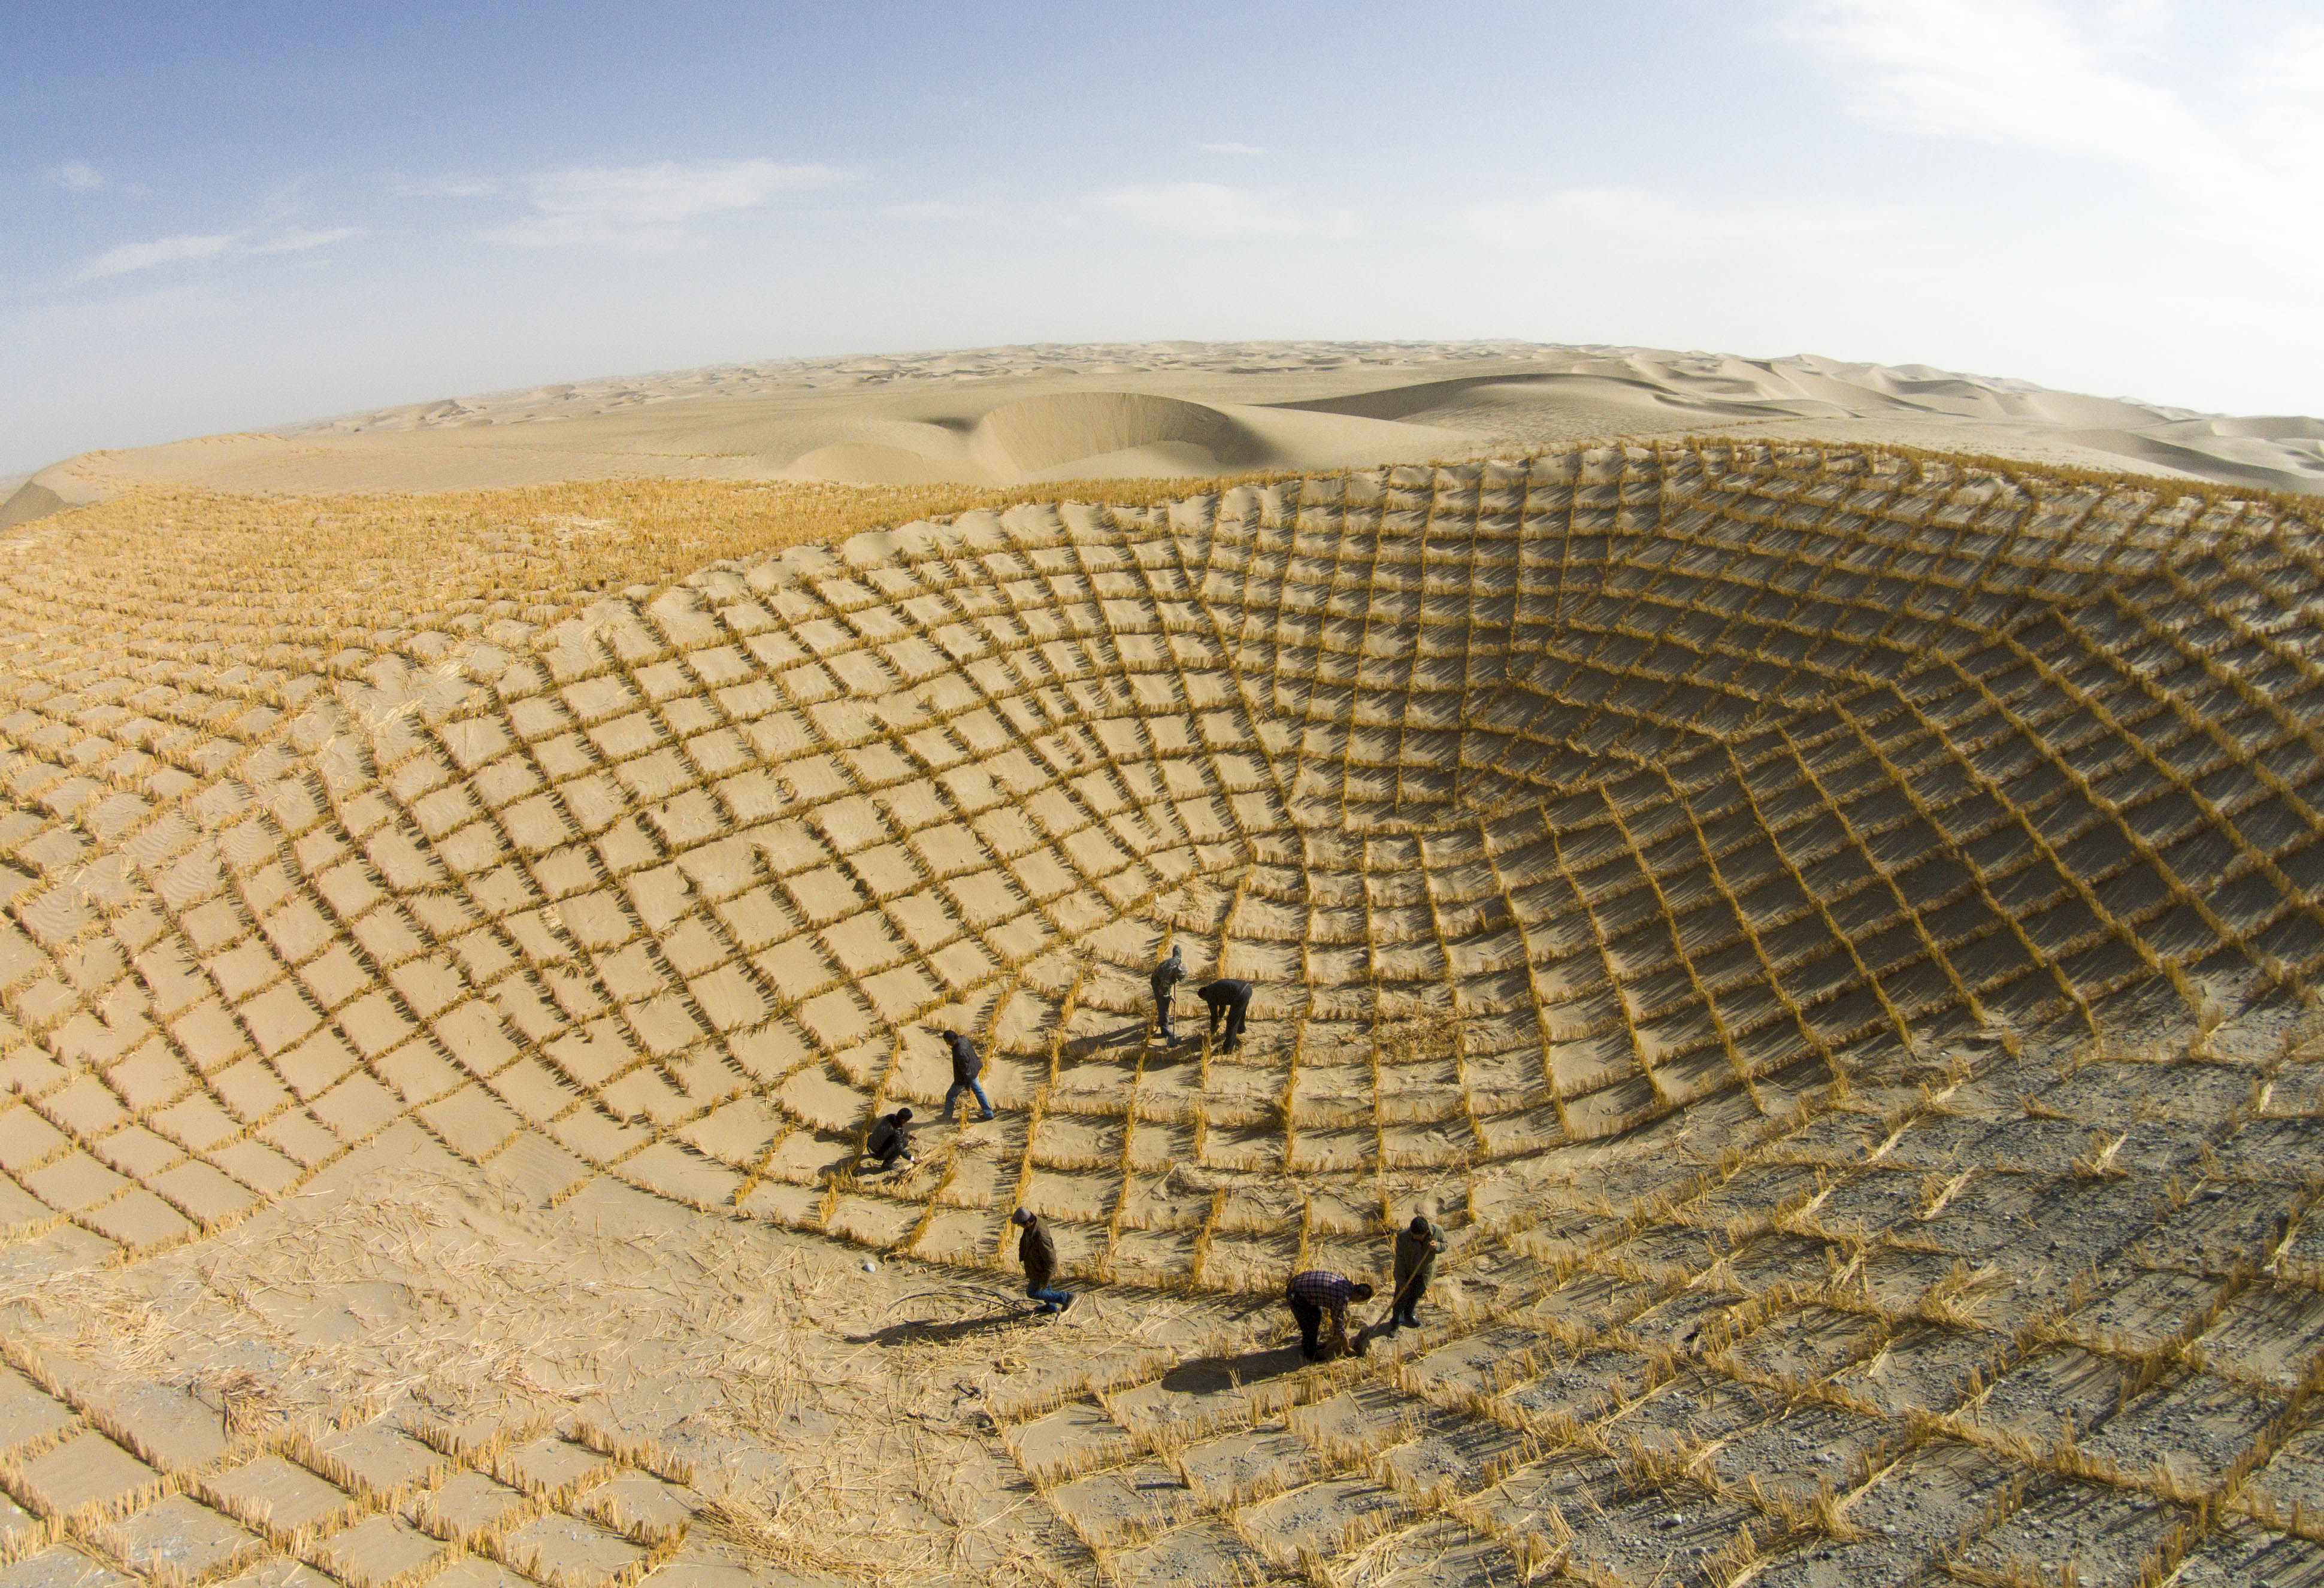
top-left (10, 343), bottom-right (2323, 537)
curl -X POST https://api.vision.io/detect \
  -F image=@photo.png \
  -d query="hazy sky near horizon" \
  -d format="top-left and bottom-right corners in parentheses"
top-left (7, 0), bottom-right (2324, 474)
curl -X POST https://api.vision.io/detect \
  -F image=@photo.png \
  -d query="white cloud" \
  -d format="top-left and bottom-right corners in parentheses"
top-left (1093, 182), bottom-right (1357, 240)
top-left (391, 175), bottom-right (503, 199)
top-left (1193, 141), bottom-right (1266, 155)
top-left (77, 226), bottom-right (359, 280)
top-left (81, 234), bottom-right (233, 279)
top-left (486, 158), bottom-right (851, 249)
top-left (880, 199), bottom-right (975, 223)
top-left (252, 227), bottom-right (363, 254)
top-left (1469, 185), bottom-right (1900, 252)
top-left (1790, 2), bottom-right (2214, 172)
top-left (1788, 1), bottom-right (2324, 275)
top-left (53, 162), bottom-right (105, 192)
top-left (2242, 22), bottom-right (2324, 178)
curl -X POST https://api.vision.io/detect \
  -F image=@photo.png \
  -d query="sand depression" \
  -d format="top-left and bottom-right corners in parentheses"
top-left (2, 440), bottom-right (2323, 1586)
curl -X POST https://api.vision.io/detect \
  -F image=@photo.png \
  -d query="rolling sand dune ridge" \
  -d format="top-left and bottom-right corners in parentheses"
top-left (10, 342), bottom-right (2323, 532)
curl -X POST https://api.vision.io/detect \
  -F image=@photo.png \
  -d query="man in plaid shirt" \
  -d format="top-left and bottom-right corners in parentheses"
top-left (1285, 1268), bottom-right (1374, 1361)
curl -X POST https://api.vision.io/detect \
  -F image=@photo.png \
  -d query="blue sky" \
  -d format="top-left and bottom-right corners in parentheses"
top-left (7, 1), bottom-right (2323, 472)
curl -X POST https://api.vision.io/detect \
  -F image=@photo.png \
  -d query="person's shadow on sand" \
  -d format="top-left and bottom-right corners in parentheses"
top-left (844, 1308), bottom-right (1034, 1347)
top-left (1156, 1344), bottom-right (1305, 1394)
top-left (1060, 1022), bottom-right (1153, 1060)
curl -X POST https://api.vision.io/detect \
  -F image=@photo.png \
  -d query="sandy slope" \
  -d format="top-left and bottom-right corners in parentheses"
top-left (5, 443), bottom-right (2324, 1586)
top-left (10, 343), bottom-right (2322, 529)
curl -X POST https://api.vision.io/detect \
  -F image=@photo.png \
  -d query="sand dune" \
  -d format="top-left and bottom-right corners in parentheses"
top-left (10, 343), bottom-right (2322, 530)
top-left (5, 441), bottom-right (2324, 1585)
top-left (0, 480), bottom-right (70, 531)
top-left (776, 390), bottom-right (1474, 487)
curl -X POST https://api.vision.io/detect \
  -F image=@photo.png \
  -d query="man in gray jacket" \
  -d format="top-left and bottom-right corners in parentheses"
top-left (1150, 945), bottom-right (1186, 1042)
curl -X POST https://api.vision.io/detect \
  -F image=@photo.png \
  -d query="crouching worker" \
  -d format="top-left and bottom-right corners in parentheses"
top-left (1285, 1268), bottom-right (1372, 1361)
top-left (1199, 977), bottom-right (1254, 1053)
top-left (1388, 1213), bottom-right (1446, 1329)
top-left (1010, 1208), bottom-right (1074, 1315)
top-left (863, 1107), bottom-right (913, 1171)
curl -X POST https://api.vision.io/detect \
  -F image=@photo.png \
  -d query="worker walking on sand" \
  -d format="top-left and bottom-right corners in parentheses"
top-left (1285, 1269), bottom-right (1373, 1362)
top-left (938, 1029), bottom-right (995, 1121)
top-left (864, 1107), bottom-right (915, 1171)
top-left (1150, 945), bottom-right (1187, 1042)
top-left (1387, 1213), bottom-right (1447, 1330)
top-left (1199, 977), bottom-right (1254, 1053)
top-left (1010, 1208), bottom-right (1074, 1315)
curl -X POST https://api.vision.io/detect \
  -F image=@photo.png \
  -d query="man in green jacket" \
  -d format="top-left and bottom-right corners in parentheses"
top-left (1388, 1213), bottom-right (1447, 1330)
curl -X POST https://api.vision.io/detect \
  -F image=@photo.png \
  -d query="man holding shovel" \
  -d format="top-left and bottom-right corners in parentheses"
top-left (1385, 1213), bottom-right (1447, 1331)
top-left (1150, 945), bottom-right (1186, 1043)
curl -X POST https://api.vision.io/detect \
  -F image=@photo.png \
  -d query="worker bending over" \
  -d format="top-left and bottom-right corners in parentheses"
top-left (1199, 977), bottom-right (1254, 1053)
top-left (1285, 1268), bottom-right (1372, 1361)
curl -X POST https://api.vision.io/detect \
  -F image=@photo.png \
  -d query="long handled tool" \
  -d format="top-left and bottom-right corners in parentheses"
top-left (1349, 1265), bottom-right (1429, 1357)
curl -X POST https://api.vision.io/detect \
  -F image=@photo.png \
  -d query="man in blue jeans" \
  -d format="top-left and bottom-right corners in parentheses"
top-left (1011, 1208), bottom-right (1073, 1314)
top-left (939, 1029), bottom-right (995, 1121)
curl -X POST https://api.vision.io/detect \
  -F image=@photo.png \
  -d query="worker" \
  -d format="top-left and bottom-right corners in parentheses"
top-left (1199, 977), bottom-right (1254, 1053)
top-left (939, 1029), bottom-right (995, 1121)
top-left (1285, 1268), bottom-right (1372, 1361)
top-left (1150, 945), bottom-right (1187, 1042)
top-left (1387, 1213), bottom-right (1447, 1329)
top-left (1010, 1208), bottom-right (1074, 1315)
top-left (863, 1107), bottom-right (914, 1171)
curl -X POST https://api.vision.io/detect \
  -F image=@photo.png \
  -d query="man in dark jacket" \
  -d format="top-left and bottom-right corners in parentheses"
top-left (1150, 945), bottom-right (1186, 1042)
top-left (1010, 1208), bottom-right (1073, 1314)
top-left (1388, 1213), bottom-right (1447, 1329)
top-left (863, 1107), bottom-right (914, 1171)
top-left (1285, 1269), bottom-right (1372, 1361)
top-left (1199, 978), bottom-right (1254, 1053)
top-left (939, 1029), bottom-right (995, 1120)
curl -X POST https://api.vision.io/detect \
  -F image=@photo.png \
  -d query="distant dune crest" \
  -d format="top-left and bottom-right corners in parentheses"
top-left (7, 341), bottom-right (2322, 528)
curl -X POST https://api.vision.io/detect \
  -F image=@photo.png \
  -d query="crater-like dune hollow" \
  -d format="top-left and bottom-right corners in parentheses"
top-left (4, 440), bottom-right (2324, 1586)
